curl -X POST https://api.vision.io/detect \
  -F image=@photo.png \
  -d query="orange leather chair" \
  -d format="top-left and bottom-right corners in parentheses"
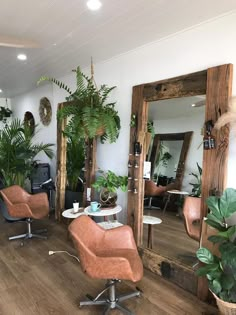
top-left (0, 185), bottom-right (49, 241)
top-left (182, 196), bottom-right (201, 241)
top-left (69, 215), bottom-right (143, 314)
top-left (144, 180), bottom-right (167, 209)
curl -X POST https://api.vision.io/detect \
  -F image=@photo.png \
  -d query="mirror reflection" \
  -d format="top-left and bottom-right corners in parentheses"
top-left (143, 95), bottom-right (205, 267)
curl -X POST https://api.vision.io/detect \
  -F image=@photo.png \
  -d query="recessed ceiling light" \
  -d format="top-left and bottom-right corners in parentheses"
top-left (191, 104), bottom-right (196, 107)
top-left (17, 54), bottom-right (27, 61)
top-left (87, 0), bottom-right (102, 11)
top-left (0, 89), bottom-right (2, 93)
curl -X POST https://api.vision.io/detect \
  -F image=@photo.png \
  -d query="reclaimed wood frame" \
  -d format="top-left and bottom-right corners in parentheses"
top-left (127, 64), bottom-right (233, 297)
top-left (55, 101), bottom-right (96, 221)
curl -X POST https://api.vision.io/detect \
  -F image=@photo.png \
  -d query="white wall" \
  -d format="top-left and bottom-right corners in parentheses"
top-left (11, 12), bottom-right (236, 223)
top-left (11, 84), bottom-right (56, 177)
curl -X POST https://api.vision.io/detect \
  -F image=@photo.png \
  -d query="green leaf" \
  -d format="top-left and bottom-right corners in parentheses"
top-left (206, 196), bottom-right (222, 220)
top-left (205, 218), bottom-right (227, 231)
top-left (212, 279), bottom-right (222, 295)
top-left (221, 275), bottom-right (235, 290)
top-left (196, 247), bottom-right (215, 264)
top-left (208, 235), bottom-right (227, 244)
top-left (219, 188), bottom-right (236, 218)
top-left (196, 263), bottom-right (219, 277)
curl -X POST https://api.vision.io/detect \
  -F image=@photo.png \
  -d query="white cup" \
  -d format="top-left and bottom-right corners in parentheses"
top-left (73, 201), bottom-right (79, 213)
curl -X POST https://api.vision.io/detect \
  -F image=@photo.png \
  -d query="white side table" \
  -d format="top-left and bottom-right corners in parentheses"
top-left (84, 205), bottom-right (122, 221)
top-left (62, 208), bottom-right (86, 219)
top-left (163, 190), bottom-right (189, 214)
top-left (143, 215), bottom-right (162, 249)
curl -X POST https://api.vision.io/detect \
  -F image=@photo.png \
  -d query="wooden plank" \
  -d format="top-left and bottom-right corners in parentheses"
top-left (55, 102), bottom-right (67, 221)
top-left (127, 85), bottom-right (147, 246)
top-left (198, 63), bottom-right (233, 300)
top-left (143, 70), bottom-right (207, 101)
top-left (139, 247), bottom-right (198, 295)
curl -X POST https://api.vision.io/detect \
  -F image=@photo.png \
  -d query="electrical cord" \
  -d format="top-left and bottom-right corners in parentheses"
top-left (48, 250), bottom-right (80, 263)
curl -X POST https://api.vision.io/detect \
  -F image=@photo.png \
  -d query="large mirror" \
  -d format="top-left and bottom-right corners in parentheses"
top-left (143, 96), bottom-right (205, 266)
top-left (127, 64), bottom-right (233, 298)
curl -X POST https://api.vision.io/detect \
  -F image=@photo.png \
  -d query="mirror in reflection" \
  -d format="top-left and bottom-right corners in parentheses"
top-left (143, 95), bottom-right (205, 267)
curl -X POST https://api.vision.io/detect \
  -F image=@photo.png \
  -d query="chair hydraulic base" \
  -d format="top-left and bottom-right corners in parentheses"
top-left (80, 279), bottom-right (141, 315)
top-left (9, 218), bottom-right (47, 241)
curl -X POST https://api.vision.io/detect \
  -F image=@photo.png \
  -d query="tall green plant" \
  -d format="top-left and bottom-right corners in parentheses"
top-left (38, 66), bottom-right (121, 143)
top-left (66, 136), bottom-right (85, 191)
top-left (196, 188), bottom-right (236, 303)
top-left (189, 163), bottom-right (202, 197)
top-left (0, 119), bottom-right (54, 187)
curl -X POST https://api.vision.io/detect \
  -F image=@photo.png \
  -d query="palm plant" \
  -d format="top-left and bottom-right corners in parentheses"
top-left (0, 119), bottom-right (54, 187)
top-left (66, 136), bottom-right (85, 191)
top-left (38, 66), bottom-right (121, 143)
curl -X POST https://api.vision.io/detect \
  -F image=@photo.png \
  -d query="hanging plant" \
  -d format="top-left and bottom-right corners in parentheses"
top-left (0, 106), bottom-right (12, 121)
top-left (38, 66), bottom-right (121, 143)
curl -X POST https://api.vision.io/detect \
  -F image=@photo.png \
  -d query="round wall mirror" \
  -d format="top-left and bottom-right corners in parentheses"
top-left (24, 111), bottom-right (35, 134)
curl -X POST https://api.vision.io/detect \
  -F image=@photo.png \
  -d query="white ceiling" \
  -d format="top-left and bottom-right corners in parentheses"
top-left (0, 0), bottom-right (236, 98)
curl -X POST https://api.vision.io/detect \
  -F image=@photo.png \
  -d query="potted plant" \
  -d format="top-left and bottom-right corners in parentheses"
top-left (38, 66), bottom-right (121, 143)
top-left (189, 162), bottom-right (202, 197)
top-left (196, 188), bottom-right (236, 314)
top-left (92, 170), bottom-right (128, 207)
top-left (0, 119), bottom-right (54, 187)
top-left (65, 135), bottom-right (85, 208)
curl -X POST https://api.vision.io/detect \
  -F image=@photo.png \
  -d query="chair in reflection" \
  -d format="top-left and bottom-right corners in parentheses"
top-left (182, 196), bottom-right (201, 242)
top-left (69, 215), bottom-right (143, 314)
top-left (144, 180), bottom-right (167, 209)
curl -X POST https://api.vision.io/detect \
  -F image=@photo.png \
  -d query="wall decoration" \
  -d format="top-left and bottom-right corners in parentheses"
top-left (24, 111), bottom-right (35, 134)
top-left (39, 97), bottom-right (52, 126)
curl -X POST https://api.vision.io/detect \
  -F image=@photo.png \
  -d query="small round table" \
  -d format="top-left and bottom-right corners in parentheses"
top-left (84, 205), bottom-right (122, 221)
top-left (163, 190), bottom-right (189, 214)
top-left (62, 208), bottom-right (86, 219)
top-left (143, 215), bottom-right (162, 249)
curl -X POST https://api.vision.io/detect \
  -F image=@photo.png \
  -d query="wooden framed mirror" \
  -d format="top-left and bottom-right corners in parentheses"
top-left (127, 64), bottom-right (233, 298)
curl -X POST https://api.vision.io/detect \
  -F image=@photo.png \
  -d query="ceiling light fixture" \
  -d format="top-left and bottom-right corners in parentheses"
top-left (17, 54), bottom-right (27, 61)
top-left (191, 104), bottom-right (196, 107)
top-left (0, 89), bottom-right (2, 93)
top-left (87, 0), bottom-right (102, 11)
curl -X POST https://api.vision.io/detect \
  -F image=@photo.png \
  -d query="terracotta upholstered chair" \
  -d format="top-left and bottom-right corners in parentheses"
top-left (144, 180), bottom-right (167, 209)
top-left (69, 215), bottom-right (143, 314)
top-left (182, 196), bottom-right (201, 241)
top-left (0, 185), bottom-right (49, 241)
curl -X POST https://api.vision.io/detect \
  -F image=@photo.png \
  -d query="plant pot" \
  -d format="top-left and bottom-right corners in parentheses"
top-left (99, 188), bottom-right (117, 207)
top-left (212, 292), bottom-right (236, 315)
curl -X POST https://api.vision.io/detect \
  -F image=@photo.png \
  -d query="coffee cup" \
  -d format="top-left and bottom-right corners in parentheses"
top-left (73, 201), bottom-right (79, 213)
top-left (90, 201), bottom-right (101, 212)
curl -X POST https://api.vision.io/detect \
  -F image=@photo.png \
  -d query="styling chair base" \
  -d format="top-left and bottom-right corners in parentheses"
top-left (8, 218), bottom-right (47, 241)
top-left (80, 279), bottom-right (141, 315)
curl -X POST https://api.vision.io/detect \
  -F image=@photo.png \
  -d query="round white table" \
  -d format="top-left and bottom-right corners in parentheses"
top-left (62, 208), bottom-right (86, 219)
top-left (163, 190), bottom-right (189, 214)
top-left (84, 205), bottom-right (122, 220)
top-left (143, 215), bottom-right (162, 249)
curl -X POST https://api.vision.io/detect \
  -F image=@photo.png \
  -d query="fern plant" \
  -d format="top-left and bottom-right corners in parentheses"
top-left (38, 66), bottom-right (121, 143)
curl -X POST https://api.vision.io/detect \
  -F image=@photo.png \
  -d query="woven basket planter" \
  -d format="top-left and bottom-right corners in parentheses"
top-left (212, 292), bottom-right (236, 315)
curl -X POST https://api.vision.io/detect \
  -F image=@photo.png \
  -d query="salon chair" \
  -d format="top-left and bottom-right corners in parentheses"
top-left (0, 185), bottom-right (49, 241)
top-left (69, 215), bottom-right (143, 315)
top-left (182, 196), bottom-right (201, 242)
top-left (144, 180), bottom-right (166, 209)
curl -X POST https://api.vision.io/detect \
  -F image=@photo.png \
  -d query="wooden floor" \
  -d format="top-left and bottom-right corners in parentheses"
top-left (143, 208), bottom-right (199, 267)
top-left (0, 216), bottom-right (217, 315)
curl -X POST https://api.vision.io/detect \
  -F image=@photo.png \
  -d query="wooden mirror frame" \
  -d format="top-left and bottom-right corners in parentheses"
top-left (55, 101), bottom-right (96, 221)
top-left (149, 131), bottom-right (193, 186)
top-left (127, 64), bottom-right (233, 298)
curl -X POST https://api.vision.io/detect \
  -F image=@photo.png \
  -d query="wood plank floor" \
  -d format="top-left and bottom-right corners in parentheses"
top-left (143, 208), bottom-right (199, 266)
top-left (0, 216), bottom-right (217, 315)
